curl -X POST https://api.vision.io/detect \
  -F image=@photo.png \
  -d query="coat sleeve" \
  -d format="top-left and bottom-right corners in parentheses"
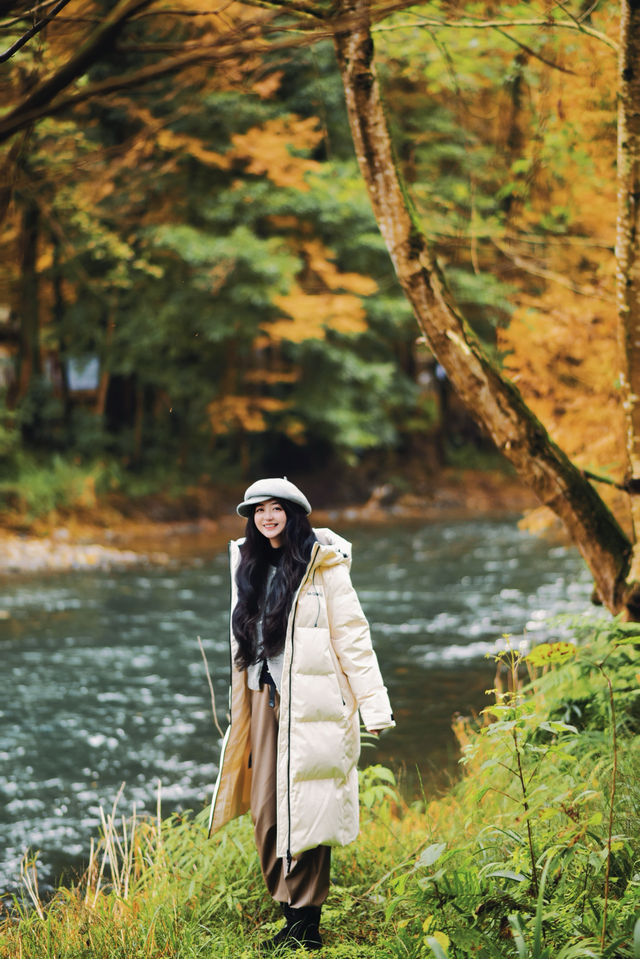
top-left (323, 563), bottom-right (395, 732)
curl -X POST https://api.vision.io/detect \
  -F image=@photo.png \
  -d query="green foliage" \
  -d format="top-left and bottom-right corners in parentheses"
top-left (382, 617), bottom-right (640, 958)
top-left (0, 454), bottom-right (102, 520)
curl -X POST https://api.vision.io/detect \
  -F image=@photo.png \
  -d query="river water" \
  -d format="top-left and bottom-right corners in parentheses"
top-left (0, 516), bottom-right (593, 895)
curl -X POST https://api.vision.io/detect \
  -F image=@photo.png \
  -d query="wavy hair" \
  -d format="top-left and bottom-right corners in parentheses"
top-left (232, 500), bottom-right (316, 670)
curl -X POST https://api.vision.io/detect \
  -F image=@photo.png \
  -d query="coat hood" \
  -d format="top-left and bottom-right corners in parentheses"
top-left (309, 528), bottom-right (352, 570)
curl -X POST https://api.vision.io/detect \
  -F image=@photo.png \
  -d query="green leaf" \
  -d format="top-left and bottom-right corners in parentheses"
top-left (485, 869), bottom-right (527, 882)
top-left (425, 934), bottom-right (449, 959)
top-left (526, 642), bottom-right (577, 667)
top-left (416, 842), bottom-right (447, 868)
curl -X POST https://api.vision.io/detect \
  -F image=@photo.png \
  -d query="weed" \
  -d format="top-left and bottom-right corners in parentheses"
top-left (1, 615), bottom-right (639, 958)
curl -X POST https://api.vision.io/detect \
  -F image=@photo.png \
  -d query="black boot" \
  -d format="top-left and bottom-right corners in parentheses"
top-left (261, 904), bottom-right (323, 952)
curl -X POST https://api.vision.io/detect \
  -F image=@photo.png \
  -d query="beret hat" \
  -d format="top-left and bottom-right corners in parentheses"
top-left (236, 477), bottom-right (312, 517)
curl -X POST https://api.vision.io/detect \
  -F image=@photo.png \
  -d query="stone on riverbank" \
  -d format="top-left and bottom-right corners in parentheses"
top-left (0, 533), bottom-right (157, 575)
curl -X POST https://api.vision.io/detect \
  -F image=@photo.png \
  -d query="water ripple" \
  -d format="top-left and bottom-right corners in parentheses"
top-left (0, 517), bottom-right (592, 893)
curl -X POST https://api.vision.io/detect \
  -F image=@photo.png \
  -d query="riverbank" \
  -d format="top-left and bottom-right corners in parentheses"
top-left (2, 615), bottom-right (638, 957)
top-left (0, 468), bottom-right (538, 576)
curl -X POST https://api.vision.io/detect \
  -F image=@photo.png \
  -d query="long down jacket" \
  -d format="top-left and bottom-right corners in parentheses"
top-left (208, 528), bottom-right (394, 860)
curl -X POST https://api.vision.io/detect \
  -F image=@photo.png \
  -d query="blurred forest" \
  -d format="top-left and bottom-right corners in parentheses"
top-left (0, 0), bottom-right (624, 516)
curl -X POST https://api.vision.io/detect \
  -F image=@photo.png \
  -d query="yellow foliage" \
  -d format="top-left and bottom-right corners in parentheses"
top-left (490, 5), bottom-right (630, 533)
top-left (229, 116), bottom-right (323, 190)
top-left (207, 395), bottom-right (287, 434)
top-left (154, 128), bottom-right (230, 170)
top-left (263, 238), bottom-right (376, 342)
top-left (499, 289), bottom-right (630, 533)
top-left (300, 239), bottom-right (378, 295)
top-left (270, 289), bottom-right (368, 342)
top-left (243, 369), bottom-right (300, 385)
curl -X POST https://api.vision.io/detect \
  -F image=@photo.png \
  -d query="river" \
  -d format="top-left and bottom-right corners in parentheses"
top-left (0, 515), bottom-right (593, 895)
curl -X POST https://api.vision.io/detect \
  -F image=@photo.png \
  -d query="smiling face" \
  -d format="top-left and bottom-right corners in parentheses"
top-left (253, 499), bottom-right (287, 548)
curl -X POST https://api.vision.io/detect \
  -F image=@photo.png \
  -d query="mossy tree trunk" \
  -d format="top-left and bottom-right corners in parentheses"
top-left (616, 0), bottom-right (640, 603)
top-left (332, 0), bottom-right (637, 616)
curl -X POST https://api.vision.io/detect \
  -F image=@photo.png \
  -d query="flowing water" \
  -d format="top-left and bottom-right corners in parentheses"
top-left (0, 516), bottom-right (593, 894)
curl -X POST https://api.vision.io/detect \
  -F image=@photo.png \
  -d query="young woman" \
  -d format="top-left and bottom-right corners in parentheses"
top-left (208, 477), bottom-right (394, 951)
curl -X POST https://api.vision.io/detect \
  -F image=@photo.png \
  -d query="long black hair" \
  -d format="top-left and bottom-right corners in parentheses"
top-left (232, 499), bottom-right (316, 670)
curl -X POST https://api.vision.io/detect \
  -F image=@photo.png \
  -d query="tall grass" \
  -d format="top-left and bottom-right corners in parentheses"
top-left (0, 453), bottom-right (102, 522)
top-left (1, 615), bottom-right (639, 958)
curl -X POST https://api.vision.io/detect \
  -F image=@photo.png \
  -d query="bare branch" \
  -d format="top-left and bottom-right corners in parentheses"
top-left (0, 16), bottom-right (325, 142)
top-left (0, 0), bottom-right (156, 141)
top-left (492, 238), bottom-right (615, 303)
top-left (1, 0), bottom-right (63, 28)
top-left (0, 0), bottom-right (74, 63)
top-left (236, 0), bottom-right (326, 20)
top-left (372, 16), bottom-right (618, 53)
top-left (492, 25), bottom-right (577, 75)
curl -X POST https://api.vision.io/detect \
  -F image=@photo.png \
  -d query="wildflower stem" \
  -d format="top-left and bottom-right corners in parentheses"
top-left (597, 662), bottom-right (618, 951)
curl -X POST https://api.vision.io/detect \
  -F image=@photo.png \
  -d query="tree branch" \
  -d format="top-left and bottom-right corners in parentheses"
top-left (0, 17), bottom-right (321, 143)
top-left (372, 16), bottom-right (618, 53)
top-left (0, 0), bottom-right (155, 135)
top-left (492, 238), bottom-right (615, 303)
top-left (1, 0), bottom-right (63, 28)
top-left (332, 0), bottom-right (633, 614)
top-left (235, 0), bottom-right (326, 20)
top-left (0, 0), bottom-right (74, 63)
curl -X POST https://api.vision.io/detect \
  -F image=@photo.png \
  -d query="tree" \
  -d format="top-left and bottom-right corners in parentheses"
top-left (616, 0), bottom-right (640, 581)
top-left (0, 3), bottom-right (420, 475)
top-left (235, 0), bottom-right (640, 616)
top-left (4, 0), bottom-right (640, 617)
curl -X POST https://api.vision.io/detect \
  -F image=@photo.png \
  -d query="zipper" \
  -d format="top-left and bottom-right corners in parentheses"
top-left (285, 542), bottom-right (319, 871)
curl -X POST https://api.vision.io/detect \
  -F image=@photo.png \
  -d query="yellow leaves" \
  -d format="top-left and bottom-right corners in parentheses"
top-left (499, 276), bottom-right (627, 532)
top-left (155, 129), bottom-right (229, 171)
top-left (269, 290), bottom-right (369, 342)
top-left (266, 239), bottom-right (377, 343)
top-left (229, 116), bottom-right (323, 190)
top-left (207, 395), bottom-right (286, 434)
top-left (252, 71), bottom-right (285, 100)
top-left (301, 239), bottom-right (378, 296)
top-left (243, 369), bottom-right (299, 385)
top-left (422, 917), bottom-right (450, 955)
top-left (137, 110), bottom-right (323, 192)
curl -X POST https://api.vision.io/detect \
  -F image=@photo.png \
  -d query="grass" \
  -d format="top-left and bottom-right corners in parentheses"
top-left (1, 615), bottom-right (639, 958)
top-left (0, 454), bottom-right (104, 523)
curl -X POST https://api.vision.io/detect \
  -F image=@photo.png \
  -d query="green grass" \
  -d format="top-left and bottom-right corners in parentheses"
top-left (1, 615), bottom-right (640, 958)
top-left (0, 453), bottom-right (105, 522)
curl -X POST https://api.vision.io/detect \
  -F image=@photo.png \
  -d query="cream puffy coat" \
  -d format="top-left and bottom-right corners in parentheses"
top-left (208, 528), bottom-right (394, 860)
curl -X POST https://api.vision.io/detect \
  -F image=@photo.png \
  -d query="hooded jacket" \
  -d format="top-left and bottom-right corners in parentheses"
top-left (208, 528), bottom-right (394, 860)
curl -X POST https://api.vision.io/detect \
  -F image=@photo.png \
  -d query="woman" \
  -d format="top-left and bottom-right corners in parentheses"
top-left (208, 477), bottom-right (394, 951)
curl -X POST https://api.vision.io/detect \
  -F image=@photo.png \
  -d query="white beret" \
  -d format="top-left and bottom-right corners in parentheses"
top-left (236, 477), bottom-right (312, 517)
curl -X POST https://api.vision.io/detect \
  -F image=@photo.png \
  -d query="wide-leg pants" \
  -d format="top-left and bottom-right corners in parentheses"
top-left (249, 684), bottom-right (331, 907)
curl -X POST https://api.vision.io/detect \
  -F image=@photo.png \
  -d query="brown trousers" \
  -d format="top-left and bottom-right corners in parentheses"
top-left (249, 684), bottom-right (331, 907)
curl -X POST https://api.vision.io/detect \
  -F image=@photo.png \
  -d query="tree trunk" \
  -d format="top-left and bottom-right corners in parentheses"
top-left (616, 0), bottom-right (640, 601)
top-left (95, 314), bottom-right (115, 419)
top-left (16, 198), bottom-right (40, 400)
top-left (52, 234), bottom-right (72, 424)
top-left (332, 0), bottom-right (635, 616)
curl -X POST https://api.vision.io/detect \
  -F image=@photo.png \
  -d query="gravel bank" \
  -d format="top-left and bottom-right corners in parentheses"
top-left (0, 531), bottom-right (161, 575)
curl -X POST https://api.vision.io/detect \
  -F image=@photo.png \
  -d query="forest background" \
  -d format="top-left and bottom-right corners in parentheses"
top-left (2, 5), bottom-right (640, 958)
top-left (0, 0), bottom-right (624, 530)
